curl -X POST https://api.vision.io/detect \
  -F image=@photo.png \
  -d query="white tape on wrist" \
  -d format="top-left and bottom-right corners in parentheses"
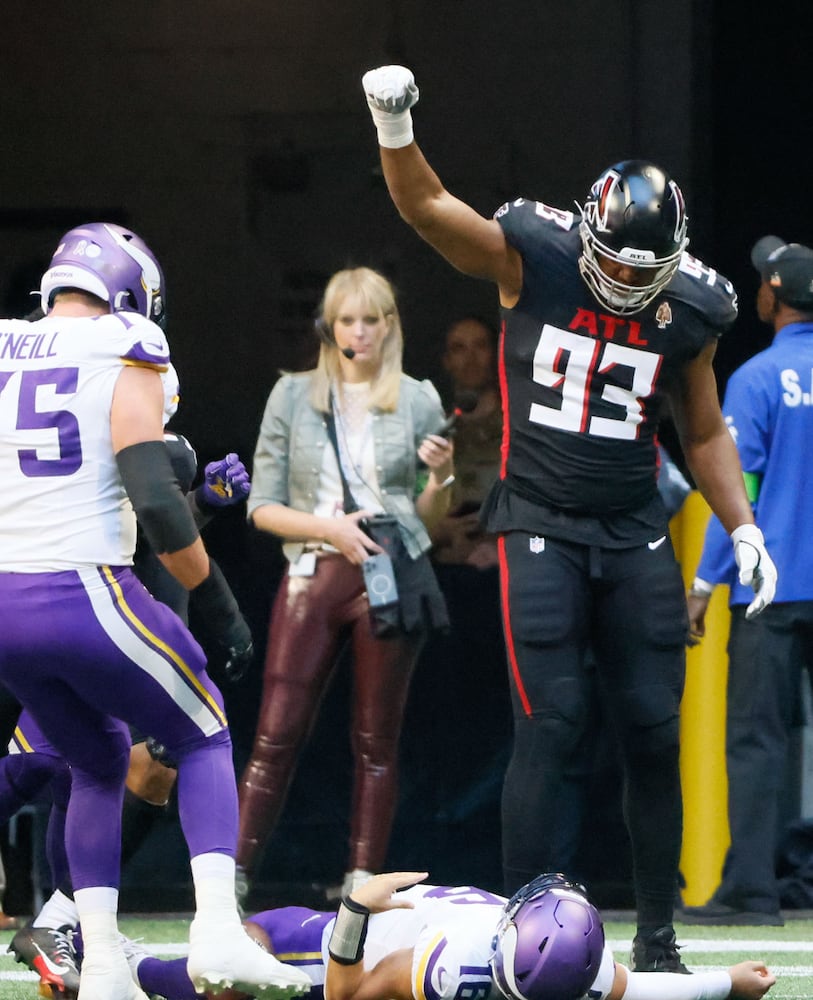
top-left (368, 105), bottom-right (414, 148)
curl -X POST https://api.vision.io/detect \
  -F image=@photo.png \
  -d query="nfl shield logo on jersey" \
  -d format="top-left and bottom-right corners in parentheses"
top-left (529, 535), bottom-right (546, 554)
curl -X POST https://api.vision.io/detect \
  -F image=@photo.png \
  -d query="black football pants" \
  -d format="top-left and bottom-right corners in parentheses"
top-left (714, 601), bottom-right (813, 913)
top-left (498, 530), bottom-right (688, 929)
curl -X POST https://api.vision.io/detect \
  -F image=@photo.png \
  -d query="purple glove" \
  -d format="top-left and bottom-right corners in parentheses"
top-left (197, 453), bottom-right (251, 507)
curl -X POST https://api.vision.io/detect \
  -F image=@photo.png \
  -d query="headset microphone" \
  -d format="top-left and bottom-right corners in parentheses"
top-left (316, 316), bottom-right (355, 358)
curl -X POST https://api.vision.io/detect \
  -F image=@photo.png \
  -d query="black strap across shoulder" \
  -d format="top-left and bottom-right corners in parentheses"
top-left (324, 398), bottom-right (359, 514)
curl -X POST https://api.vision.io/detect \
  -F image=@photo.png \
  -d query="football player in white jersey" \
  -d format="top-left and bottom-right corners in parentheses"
top-left (0, 222), bottom-right (310, 1000)
top-left (118, 871), bottom-right (775, 1000)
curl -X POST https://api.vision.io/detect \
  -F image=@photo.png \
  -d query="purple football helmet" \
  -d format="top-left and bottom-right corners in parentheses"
top-left (40, 222), bottom-right (167, 328)
top-left (491, 874), bottom-right (604, 1000)
top-left (579, 159), bottom-right (689, 316)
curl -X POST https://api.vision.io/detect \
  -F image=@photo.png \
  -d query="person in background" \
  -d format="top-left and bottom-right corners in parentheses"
top-left (359, 63), bottom-right (777, 973)
top-left (682, 237), bottom-right (813, 927)
top-left (415, 314), bottom-right (511, 871)
top-left (430, 315), bottom-right (502, 569)
top-left (0, 222), bottom-right (310, 1000)
top-left (236, 267), bottom-right (452, 904)
top-left (121, 870), bottom-right (774, 1000)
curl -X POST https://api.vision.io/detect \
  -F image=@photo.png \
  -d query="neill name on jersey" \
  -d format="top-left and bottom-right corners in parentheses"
top-left (0, 330), bottom-right (60, 361)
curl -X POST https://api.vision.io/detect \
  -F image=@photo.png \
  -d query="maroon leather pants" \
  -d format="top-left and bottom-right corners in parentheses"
top-left (237, 553), bottom-right (424, 877)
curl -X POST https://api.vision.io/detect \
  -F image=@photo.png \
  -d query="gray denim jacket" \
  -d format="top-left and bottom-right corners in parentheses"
top-left (248, 371), bottom-right (446, 561)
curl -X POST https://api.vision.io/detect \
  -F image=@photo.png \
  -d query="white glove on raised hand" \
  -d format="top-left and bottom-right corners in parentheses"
top-left (362, 65), bottom-right (419, 149)
top-left (731, 523), bottom-right (778, 619)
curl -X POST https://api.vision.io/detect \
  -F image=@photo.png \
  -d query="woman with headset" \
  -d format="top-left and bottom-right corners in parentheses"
top-left (237, 267), bottom-right (453, 901)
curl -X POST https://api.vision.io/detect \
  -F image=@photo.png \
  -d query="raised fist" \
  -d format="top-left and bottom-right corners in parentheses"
top-left (362, 65), bottom-right (419, 115)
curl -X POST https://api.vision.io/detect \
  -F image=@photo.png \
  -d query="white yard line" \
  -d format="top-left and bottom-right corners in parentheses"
top-left (608, 939), bottom-right (813, 952)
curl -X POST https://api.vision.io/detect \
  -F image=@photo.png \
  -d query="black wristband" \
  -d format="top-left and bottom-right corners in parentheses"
top-left (190, 560), bottom-right (241, 629)
top-left (328, 895), bottom-right (370, 966)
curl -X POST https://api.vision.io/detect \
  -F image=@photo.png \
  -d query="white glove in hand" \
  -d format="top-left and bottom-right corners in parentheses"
top-left (731, 523), bottom-right (778, 619)
top-left (362, 65), bottom-right (419, 148)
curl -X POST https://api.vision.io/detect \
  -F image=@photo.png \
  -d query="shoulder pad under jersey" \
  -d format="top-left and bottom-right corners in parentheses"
top-left (494, 197), bottom-right (578, 246)
top-left (667, 252), bottom-right (738, 331)
top-left (91, 312), bottom-right (171, 369)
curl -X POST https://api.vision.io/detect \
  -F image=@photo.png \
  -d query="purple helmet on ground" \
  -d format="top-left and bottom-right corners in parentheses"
top-left (491, 874), bottom-right (604, 1000)
top-left (40, 222), bottom-right (167, 328)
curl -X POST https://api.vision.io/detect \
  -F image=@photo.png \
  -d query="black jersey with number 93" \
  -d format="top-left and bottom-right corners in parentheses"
top-left (483, 197), bottom-right (737, 546)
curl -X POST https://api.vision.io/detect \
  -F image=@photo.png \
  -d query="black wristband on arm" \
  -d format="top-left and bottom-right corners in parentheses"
top-left (190, 560), bottom-right (243, 632)
top-left (328, 895), bottom-right (370, 966)
top-left (117, 441), bottom-right (200, 555)
top-left (189, 560), bottom-right (254, 681)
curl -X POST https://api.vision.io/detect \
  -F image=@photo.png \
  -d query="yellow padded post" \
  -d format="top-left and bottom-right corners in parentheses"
top-left (670, 491), bottom-right (732, 905)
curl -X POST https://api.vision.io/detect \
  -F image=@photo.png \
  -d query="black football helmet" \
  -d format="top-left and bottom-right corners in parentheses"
top-left (578, 160), bottom-right (689, 315)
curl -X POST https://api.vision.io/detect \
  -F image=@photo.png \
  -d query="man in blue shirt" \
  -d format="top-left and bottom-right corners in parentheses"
top-left (683, 236), bottom-right (813, 926)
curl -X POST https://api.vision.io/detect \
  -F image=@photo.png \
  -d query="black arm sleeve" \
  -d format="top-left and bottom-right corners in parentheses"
top-left (116, 441), bottom-right (200, 555)
top-left (189, 560), bottom-right (254, 682)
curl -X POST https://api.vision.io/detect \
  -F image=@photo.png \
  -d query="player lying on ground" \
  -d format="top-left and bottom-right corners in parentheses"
top-left (107, 872), bottom-right (774, 1000)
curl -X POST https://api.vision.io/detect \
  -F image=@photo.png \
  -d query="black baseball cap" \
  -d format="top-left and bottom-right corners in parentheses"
top-left (751, 235), bottom-right (813, 309)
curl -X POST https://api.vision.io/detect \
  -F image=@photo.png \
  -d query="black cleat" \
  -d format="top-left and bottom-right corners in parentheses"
top-left (10, 924), bottom-right (81, 998)
top-left (630, 925), bottom-right (691, 974)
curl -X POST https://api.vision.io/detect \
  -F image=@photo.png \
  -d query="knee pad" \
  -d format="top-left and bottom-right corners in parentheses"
top-left (615, 684), bottom-right (681, 756)
top-left (513, 710), bottom-right (586, 765)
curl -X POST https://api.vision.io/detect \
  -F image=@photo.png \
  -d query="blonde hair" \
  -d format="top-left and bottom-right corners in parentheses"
top-left (309, 267), bottom-right (404, 412)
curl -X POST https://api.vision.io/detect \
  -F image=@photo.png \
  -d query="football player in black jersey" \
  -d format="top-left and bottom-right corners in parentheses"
top-left (360, 65), bottom-right (778, 974)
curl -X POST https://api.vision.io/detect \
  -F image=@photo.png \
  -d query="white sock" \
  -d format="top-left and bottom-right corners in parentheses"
top-left (74, 889), bottom-right (120, 956)
top-left (32, 890), bottom-right (79, 930)
top-left (73, 887), bottom-right (118, 919)
top-left (190, 853), bottom-right (240, 919)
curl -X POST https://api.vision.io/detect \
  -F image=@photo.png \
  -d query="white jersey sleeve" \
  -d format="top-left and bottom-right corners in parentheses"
top-left (581, 944), bottom-right (616, 999)
top-left (0, 311), bottom-right (170, 571)
top-left (400, 885), bottom-right (506, 1000)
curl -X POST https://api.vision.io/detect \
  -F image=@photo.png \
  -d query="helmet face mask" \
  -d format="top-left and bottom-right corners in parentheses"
top-left (578, 160), bottom-right (689, 316)
top-left (40, 222), bottom-right (167, 329)
top-left (491, 874), bottom-right (604, 1000)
